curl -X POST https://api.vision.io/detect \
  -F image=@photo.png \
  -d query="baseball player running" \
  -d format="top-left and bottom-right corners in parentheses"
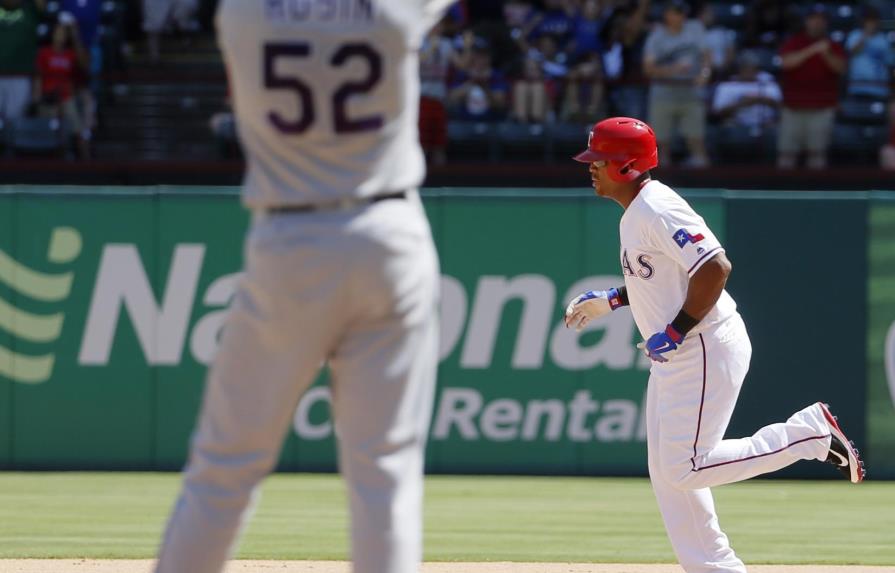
top-left (154, 2), bottom-right (454, 573)
top-left (565, 117), bottom-right (865, 573)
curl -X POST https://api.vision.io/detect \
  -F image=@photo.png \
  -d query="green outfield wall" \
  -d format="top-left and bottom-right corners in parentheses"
top-left (0, 186), bottom-right (891, 478)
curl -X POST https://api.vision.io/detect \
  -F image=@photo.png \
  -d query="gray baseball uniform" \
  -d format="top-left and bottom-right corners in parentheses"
top-left (154, 2), bottom-right (452, 572)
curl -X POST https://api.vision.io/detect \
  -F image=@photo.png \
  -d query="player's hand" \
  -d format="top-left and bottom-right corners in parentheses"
top-left (564, 288), bottom-right (623, 332)
top-left (638, 325), bottom-right (685, 363)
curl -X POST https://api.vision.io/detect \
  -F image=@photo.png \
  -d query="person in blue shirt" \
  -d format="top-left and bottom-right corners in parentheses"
top-left (564, 0), bottom-right (606, 120)
top-left (846, 5), bottom-right (894, 99)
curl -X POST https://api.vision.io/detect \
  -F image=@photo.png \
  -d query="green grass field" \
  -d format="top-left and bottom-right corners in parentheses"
top-left (0, 473), bottom-right (892, 565)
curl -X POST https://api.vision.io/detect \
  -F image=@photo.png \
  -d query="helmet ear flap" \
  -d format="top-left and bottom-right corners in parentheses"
top-left (614, 158), bottom-right (638, 182)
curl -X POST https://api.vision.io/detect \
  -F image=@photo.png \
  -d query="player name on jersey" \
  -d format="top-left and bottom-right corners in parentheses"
top-left (265, 0), bottom-right (375, 22)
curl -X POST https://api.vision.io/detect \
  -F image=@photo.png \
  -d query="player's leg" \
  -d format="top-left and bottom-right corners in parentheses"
top-left (155, 215), bottom-right (342, 573)
top-left (647, 370), bottom-right (747, 573)
top-left (327, 197), bottom-right (440, 573)
top-left (656, 315), bottom-right (833, 490)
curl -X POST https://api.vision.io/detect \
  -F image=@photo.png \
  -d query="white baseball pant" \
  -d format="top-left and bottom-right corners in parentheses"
top-left (647, 313), bottom-right (832, 573)
top-left (155, 192), bottom-right (440, 573)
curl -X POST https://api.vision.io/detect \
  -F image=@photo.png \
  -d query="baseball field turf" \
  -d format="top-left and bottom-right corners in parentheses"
top-left (1, 472), bottom-right (893, 568)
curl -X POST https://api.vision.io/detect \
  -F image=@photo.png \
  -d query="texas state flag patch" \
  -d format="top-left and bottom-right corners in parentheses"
top-left (673, 229), bottom-right (705, 248)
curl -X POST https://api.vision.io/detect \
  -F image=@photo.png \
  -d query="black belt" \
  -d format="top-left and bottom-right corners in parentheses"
top-left (267, 191), bottom-right (407, 215)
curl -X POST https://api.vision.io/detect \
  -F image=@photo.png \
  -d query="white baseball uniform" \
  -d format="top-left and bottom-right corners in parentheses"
top-left (621, 180), bottom-right (833, 573)
top-left (155, 2), bottom-right (452, 573)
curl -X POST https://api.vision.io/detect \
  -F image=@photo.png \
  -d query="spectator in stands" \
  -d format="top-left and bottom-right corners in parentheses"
top-left (514, 34), bottom-right (568, 123)
top-left (419, 19), bottom-right (456, 165)
top-left (778, 6), bottom-right (846, 169)
top-left (601, 0), bottom-right (650, 119)
top-left (522, 0), bottom-right (576, 49)
top-left (712, 50), bottom-right (782, 130)
top-left (505, 0), bottom-right (537, 40)
top-left (643, 0), bottom-right (711, 167)
top-left (447, 42), bottom-right (509, 122)
top-left (563, 0), bottom-right (607, 120)
top-left (0, 0), bottom-right (44, 122)
top-left (880, 100), bottom-right (895, 169)
top-left (143, 0), bottom-right (198, 63)
top-left (35, 15), bottom-right (90, 158)
top-left (700, 4), bottom-right (735, 79)
top-left (513, 41), bottom-right (551, 123)
top-left (845, 5), bottom-right (893, 100)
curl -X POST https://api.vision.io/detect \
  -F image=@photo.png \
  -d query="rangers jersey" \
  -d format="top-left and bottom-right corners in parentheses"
top-left (618, 180), bottom-right (738, 339)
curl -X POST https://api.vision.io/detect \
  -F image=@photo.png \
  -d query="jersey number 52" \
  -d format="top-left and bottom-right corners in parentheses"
top-left (263, 41), bottom-right (383, 135)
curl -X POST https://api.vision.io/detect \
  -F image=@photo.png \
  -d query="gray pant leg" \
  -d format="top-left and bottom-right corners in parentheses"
top-left (329, 201), bottom-right (440, 573)
top-left (155, 222), bottom-right (339, 573)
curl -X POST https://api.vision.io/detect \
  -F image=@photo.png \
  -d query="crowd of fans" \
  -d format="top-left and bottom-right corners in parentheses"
top-left (0, 0), bottom-right (199, 159)
top-left (2, 0), bottom-right (894, 169)
top-left (419, 0), bottom-right (895, 168)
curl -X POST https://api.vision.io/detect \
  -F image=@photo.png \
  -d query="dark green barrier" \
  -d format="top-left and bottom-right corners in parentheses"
top-left (725, 195), bottom-right (868, 478)
top-left (0, 186), bottom-right (882, 477)
top-left (868, 198), bottom-right (895, 479)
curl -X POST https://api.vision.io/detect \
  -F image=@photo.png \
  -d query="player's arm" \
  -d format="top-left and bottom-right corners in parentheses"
top-left (564, 286), bottom-right (628, 331)
top-left (641, 252), bottom-right (731, 362)
top-left (678, 251), bottom-right (731, 329)
top-left (640, 209), bottom-right (728, 363)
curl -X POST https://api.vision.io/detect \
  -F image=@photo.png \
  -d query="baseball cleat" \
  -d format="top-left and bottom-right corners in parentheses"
top-left (819, 402), bottom-right (865, 483)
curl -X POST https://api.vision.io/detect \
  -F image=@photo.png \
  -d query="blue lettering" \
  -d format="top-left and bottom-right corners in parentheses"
top-left (621, 250), bottom-right (635, 277)
top-left (637, 254), bottom-right (654, 279)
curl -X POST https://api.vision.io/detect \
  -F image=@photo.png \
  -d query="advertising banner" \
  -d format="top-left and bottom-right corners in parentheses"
top-left (0, 187), bottom-right (875, 477)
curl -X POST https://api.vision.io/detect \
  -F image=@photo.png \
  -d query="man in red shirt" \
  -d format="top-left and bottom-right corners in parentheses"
top-left (777, 6), bottom-right (845, 168)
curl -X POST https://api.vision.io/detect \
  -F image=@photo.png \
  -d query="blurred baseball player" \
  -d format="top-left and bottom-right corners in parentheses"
top-left (154, 2), bottom-right (454, 572)
top-left (565, 117), bottom-right (865, 573)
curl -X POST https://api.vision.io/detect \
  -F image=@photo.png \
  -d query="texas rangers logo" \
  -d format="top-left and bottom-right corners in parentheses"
top-left (673, 229), bottom-right (705, 249)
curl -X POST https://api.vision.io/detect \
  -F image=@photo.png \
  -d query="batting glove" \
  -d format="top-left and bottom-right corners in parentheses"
top-left (639, 325), bottom-right (685, 363)
top-left (564, 288), bottom-right (625, 332)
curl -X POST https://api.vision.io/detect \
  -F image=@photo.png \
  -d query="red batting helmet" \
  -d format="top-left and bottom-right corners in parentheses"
top-left (573, 117), bottom-right (658, 183)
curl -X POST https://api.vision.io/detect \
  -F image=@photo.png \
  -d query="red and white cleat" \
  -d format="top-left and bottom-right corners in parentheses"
top-left (819, 402), bottom-right (866, 484)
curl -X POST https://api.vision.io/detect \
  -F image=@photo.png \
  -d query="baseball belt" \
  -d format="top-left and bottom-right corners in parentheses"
top-left (267, 191), bottom-right (407, 215)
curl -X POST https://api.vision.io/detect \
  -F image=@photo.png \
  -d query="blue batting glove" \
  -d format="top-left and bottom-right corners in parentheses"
top-left (642, 325), bottom-right (685, 363)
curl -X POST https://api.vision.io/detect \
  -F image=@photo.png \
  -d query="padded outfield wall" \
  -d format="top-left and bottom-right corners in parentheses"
top-left (0, 186), bottom-right (890, 478)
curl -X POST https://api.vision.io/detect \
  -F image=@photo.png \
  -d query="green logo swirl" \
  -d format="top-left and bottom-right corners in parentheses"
top-left (0, 228), bottom-right (82, 383)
